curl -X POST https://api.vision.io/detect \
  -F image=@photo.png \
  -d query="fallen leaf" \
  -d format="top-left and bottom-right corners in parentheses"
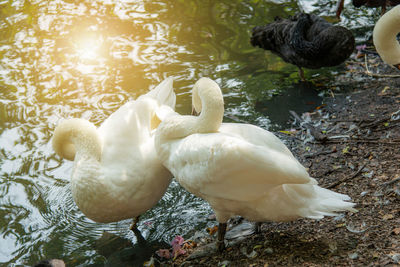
top-left (383, 214), bottom-right (394, 220)
top-left (279, 130), bottom-right (296, 135)
top-left (253, 244), bottom-right (263, 250)
top-left (207, 225), bottom-right (218, 235)
top-left (183, 240), bottom-right (196, 249)
top-left (372, 251), bottom-right (379, 258)
top-left (392, 228), bottom-right (400, 235)
top-left (378, 86), bottom-right (390, 95)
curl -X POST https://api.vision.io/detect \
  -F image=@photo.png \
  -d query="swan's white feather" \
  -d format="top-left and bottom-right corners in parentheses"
top-left (163, 131), bottom-right (312, 202)
top-left (53, 78), bottom-right (175, 223)
top-left (155, 77), bottom-right (356, 224)
top-left (161, 126), bottom-right (356, 222)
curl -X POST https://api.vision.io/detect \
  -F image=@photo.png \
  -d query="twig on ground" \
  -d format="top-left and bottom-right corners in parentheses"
top-left (304, 149), bottom-right (337, 158)
top-left (327, 163), bottom-right (367, 189)
top-left (364, 54), bottom-right (400, 78)
top-left (381, 177), bottom-right (400, 187)
top-left (322, 138), bottom-right (400, 145)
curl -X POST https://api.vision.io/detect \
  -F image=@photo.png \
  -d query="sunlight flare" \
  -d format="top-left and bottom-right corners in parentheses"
top-left (74, 34), bottom-right (102, 61)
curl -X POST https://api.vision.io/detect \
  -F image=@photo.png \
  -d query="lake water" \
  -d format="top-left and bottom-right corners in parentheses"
top-left (0, 0), bottom-right (377, 265)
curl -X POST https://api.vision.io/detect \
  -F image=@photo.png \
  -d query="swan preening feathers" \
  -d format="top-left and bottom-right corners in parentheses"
top-left (373, 5), bottom-right (400, 66)
top-left (155, 77), bottom-right (356, 251)
top-left (52, 78), bottom-right (175, 224)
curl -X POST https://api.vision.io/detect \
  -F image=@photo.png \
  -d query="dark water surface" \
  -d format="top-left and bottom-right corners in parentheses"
top-left (0, 0), bottom-right (378, 265)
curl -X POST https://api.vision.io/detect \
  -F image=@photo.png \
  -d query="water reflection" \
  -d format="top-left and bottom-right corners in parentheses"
top-left (0, 0), bottom-right (378, 265)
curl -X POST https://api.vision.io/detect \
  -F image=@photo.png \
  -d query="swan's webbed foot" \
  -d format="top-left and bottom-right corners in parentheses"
top-left (217, 222), bottom-right (227, 252)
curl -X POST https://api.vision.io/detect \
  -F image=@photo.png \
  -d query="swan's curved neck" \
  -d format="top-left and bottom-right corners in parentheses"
top-left (373, 5), bottom-right (400, 65)
top-left (194, 79), bottom-right (224, 133)
top-left (158, 78), bottom-right (224, 140)
top-left (52, 118), bottom-right (102, 161)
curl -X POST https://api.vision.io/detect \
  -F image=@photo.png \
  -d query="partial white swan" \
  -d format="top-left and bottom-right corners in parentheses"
top-left (373, 5), bottom-right (400, 65)
top-left (52, 78), bottom-right (175, 226)
top-left (155, 77), bottom-right (356, 251)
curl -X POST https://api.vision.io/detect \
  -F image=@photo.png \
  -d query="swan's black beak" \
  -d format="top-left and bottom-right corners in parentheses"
top-left (191, 106), bottom-right (200, 116)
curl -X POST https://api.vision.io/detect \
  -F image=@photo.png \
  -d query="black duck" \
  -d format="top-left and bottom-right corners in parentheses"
top-left (336, 0), bottom-right (400, 18)
top-left (250, 13), bottom-right (355, 80)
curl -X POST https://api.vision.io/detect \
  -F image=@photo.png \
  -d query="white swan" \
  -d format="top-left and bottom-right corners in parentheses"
top-left (155, 77), bottom-right (356, 251)
top-left (52, 78), bottom-right (175, 226)
top-left (373, 5), bottom-right (400, 65)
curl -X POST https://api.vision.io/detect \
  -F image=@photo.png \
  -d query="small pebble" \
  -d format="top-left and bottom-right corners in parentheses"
top-left (218, 260), bottom-right (230, 266)
top-left (263, 248), bottom-right (274, 254)
top-left (348, 252), bottom-right (358, 260)
top-left (390, 254), bottom-right (400, 263)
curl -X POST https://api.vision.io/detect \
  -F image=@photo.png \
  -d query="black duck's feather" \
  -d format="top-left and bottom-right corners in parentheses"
top-left (250, 13), bottom-right (355, 69)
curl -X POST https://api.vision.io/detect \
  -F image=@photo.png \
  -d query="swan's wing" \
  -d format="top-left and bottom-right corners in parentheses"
top-left (219, 123), bottom-right (295, 157)
top-left (98, 78), bottom-right (176, 148)
top-left (98, 100), bottom-right (154, 144)
top-left (165, 132), bottom-right (314, 202)
top-left (139, 77), bottom-right (176, 108)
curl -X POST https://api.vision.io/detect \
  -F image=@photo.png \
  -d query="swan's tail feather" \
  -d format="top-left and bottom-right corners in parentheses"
top-left (283, 184), bottom-right (357, 220)
top-left (143, 77), bottom-right (176, 108)
top-left (309, 185), bottom-right (357, 217)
